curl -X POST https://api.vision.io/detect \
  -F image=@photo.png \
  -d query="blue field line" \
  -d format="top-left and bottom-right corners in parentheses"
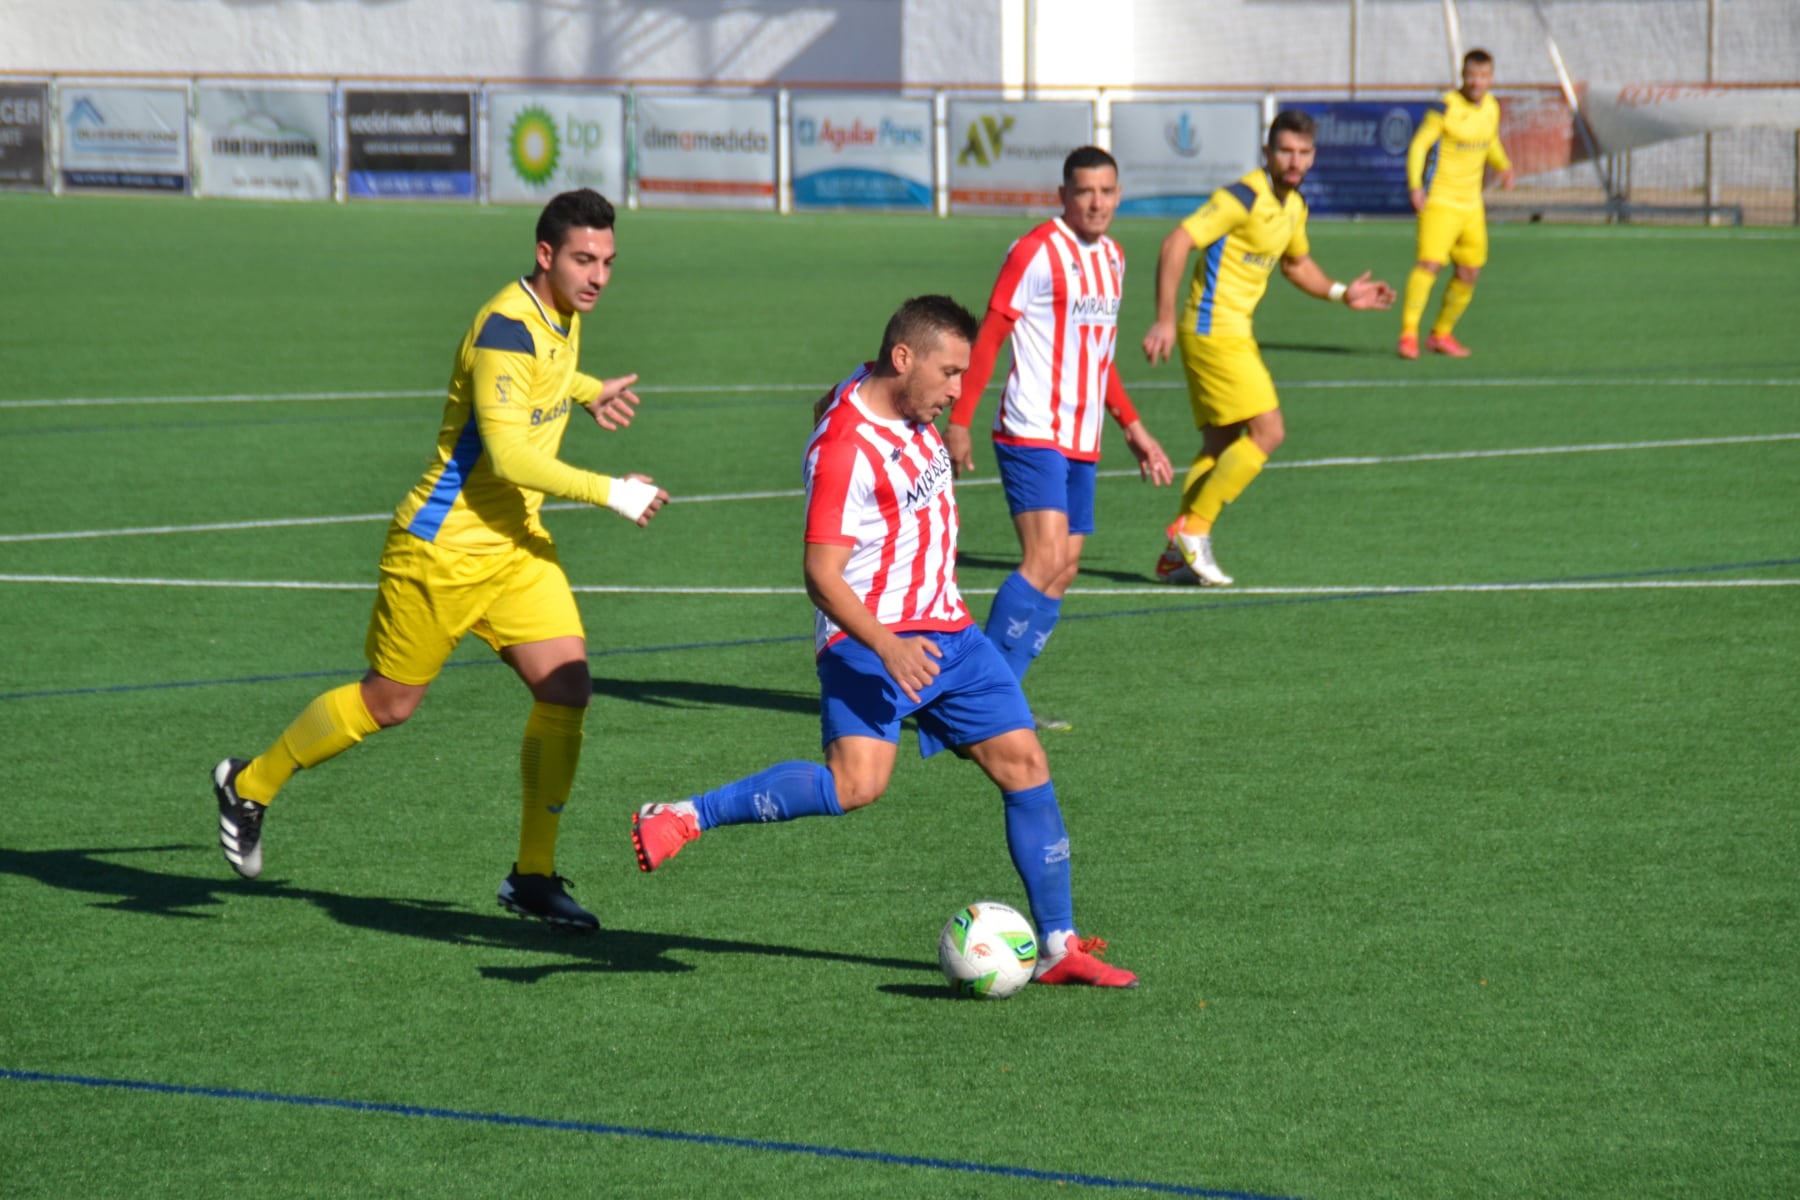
top-left (0, 1068), bottom-right (1299, 1200)
top-left (2, 558), bottom-right (1793, 705)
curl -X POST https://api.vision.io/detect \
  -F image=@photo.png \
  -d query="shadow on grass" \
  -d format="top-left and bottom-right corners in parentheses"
top-left (590, 675), bottom-right (818, 717)
top-left (0, 844), bottom-right (935, 984)
top-left (954, 552), bottom-right (1157, 586)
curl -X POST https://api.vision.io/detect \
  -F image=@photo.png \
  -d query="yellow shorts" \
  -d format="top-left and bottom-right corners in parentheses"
top-left (1415, 204), bottom-right (1488, 268)
top-left (364, 524), bottom-right (585, 686)
top-left (1176, 332), bottom-right (1279, 428)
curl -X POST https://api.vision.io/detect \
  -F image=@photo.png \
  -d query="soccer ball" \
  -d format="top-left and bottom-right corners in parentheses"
top-left (938, 901), bottom-right (1038, 1000)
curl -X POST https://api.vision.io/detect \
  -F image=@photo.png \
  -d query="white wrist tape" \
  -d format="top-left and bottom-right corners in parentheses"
top-left (1327, 281), bottom-right (1349, 304)
top-left (605, 477), bottom-right (660, 521)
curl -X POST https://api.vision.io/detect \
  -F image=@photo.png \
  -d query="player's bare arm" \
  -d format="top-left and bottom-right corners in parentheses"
top-left (1142, 225), bottom-right (1196, 365)
top-left (1281, 255), bottom-right (1396, 311)
top-left (803, 541), bottom-right (941, 703)
top-left (1121, 420), bottom-right (1175, 485)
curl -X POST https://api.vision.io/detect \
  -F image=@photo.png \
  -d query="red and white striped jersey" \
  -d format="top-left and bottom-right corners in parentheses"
top-left (803, 365), bottom-right (972, 654)
top-left (982, 217), bottom-right (1126, 462)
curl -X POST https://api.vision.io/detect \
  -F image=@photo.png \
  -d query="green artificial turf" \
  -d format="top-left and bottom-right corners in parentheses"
top-left (1, 192), bottom-right (1796, 1199)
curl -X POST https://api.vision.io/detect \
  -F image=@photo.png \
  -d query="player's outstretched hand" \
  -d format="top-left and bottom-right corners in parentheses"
top-left (1123, 420), bottom-right (1175, 486)
top-left (1345, 271), bottom-right (1397, 311)
top-left (1141, 318), bottom-right (1177, 366)
top-left (879, 634), bottom-right (942, 705)
top-left (943, 424), bottom-right (976, 478)
top-left (588, 375), bottom-right (642, 430)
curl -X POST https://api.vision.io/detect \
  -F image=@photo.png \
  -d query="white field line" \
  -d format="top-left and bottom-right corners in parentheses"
top-left (1, 574), bottom-right (1795, 598)
top-left (3, 430), bottom-right (1795, 546)
top-left (2, 375), bottom-right (1798, 409)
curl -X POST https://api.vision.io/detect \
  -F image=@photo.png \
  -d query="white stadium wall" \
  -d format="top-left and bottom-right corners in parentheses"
top-left (0, 0), bottom-right (1002, 86)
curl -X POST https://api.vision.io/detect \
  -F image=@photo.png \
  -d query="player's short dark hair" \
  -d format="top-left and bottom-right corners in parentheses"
top-left (536, 188), bottom-right (616, 251)
top-left (1063, 145), bottom-right (1118, 186)
top-left (1267, 110), bottom-right (1317, 147)
top-left (1463, 48), bottom-right (1494, 70)
top-left (876, 295), bottom-right (978, 370)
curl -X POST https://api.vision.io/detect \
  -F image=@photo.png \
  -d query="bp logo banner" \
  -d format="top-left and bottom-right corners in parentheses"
top-left (488, 91), bottom-right (625, 205)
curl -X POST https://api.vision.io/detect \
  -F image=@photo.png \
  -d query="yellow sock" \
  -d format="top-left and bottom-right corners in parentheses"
top-left (1401, 267), bottom-right (1438, 336)
top-left (1176, 453), bottom-right (1218, 534)
top-left (1432, 277), bottom-right (1475, 336)
top-left (517, 701), bottom-right (586, 877)
top-left (236, 682), bottom-right (380, 804)
top-left (1188, 437), bottom-right (1269, 527)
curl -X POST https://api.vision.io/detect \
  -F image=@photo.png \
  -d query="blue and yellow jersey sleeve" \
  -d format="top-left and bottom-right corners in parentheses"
top-left (1179, 171), bottom-right (1309, 339)
top-left (393, 281), bottom-right (615, 553)
top-left (1410, 91), bottom-right (1508, 210)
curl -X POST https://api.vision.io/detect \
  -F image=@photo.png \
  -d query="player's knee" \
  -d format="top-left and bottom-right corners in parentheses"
top-left (363, 685), bottom-right (424, 728)
top-left (534, 662), bottom-right (593, 709)
top-left (1417, 260), bottom-right (1443, 274)
top-left (1456, 265), bottom-right (1481, 285)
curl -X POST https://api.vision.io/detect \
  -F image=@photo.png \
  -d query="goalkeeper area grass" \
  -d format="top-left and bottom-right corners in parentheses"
top-left (1, 192), bottom-right (1795, 1200)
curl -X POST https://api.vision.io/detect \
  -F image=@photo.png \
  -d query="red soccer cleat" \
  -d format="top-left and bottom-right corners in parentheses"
top-left (1427, 332), bottom-right (1472, 358)
top-left (1034, 935), bottom-right (1139, 988)
top-left (631, 802), bottom-right (701, 872)
top-left (1396, 332), bottom-right (1420, 360)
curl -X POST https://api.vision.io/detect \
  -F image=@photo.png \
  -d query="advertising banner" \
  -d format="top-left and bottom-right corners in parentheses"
top-left (1585, 83), bottom-right (1800, 154)
top-left (1284, 100), bottom-right (1431, 216)
top-left (60, 85), bottom-right (190, 192)
top-left (345, 89), bottom-right (474, 199)
top-left (194, 86), bottom-right (332, 200)
top-left (790, 94), bottom-right (932, 210)
top-left (488, 91), bottom-right (626, 205)
top-left (0, 83), bottom-right (49, 188)
top-left (1111, 101), bottom-right (1263, 217)
top-left (946, 99), bottom-right (1092, 213)
top-left (635, 95), bottom-right (776, 210)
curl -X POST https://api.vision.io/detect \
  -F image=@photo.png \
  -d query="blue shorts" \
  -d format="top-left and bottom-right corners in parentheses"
top-left (818, 625), bottom-right (1035, 758)
top-left (992, 442), bottom-right (1096, 536)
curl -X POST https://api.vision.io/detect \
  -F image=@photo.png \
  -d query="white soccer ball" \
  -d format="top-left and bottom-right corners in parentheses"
top-left (938, 901), bottom-right (1038, 1000)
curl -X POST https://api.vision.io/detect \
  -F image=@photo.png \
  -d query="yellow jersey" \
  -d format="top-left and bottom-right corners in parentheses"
top-left (1179, 170), bottom-right (1310, 339)
top-left (1407, 90), bottom-right (1511, 211)
top-left (394, 280), bottom-right (613, 554)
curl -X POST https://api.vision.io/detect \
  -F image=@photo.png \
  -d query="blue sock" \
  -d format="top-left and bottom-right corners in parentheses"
top-left (986, 571), bottom-right (1051, 681)
top-left (1025, 594), bottom-right (1063, 676)
top-left (1001, 781), bottom-right (1073, 938)
top-left (693, 761), bottom-right (842, 830)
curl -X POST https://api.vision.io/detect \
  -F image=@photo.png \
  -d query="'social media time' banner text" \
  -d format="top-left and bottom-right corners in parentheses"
top-left (635, 95), bottom-right (775, 210)
top-left (1285, 100), bottom-right (1431, 216)
top-left (194, 87), bottom-right (332, 200)
top-left (0, 83), bottom-right (49, 188)
top-left (947, 100), bottom-right (1092, 213)
top-left (489, 92), bottom-right (625, 205)
top-left (790, 94), bottom-right (932, 210)
top-left (345, 90), bottom-right (474, 200)
top-left (1111, 101), bottom-right (1263, 218)
top-left (60, 86), bottom-right (190, 192)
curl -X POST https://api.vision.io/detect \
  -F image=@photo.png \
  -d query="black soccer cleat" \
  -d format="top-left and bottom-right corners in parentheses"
top-left (497, 867), bottom-right (599, 932)
top-left (213, 757), bottom-right (266, 880)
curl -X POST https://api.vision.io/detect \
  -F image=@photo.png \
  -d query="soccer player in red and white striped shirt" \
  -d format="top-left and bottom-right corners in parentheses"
top-left (945, 147), bottom-right (1173, 730)
top-left (632, 296), bottom-right (1137, 988)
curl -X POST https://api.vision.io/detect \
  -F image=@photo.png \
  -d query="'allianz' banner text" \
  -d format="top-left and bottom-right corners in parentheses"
top-left (488, 91), bottom-right (625, 205)
top-left (790, 94), bottom-right (932, 210)
top-left (1283, 100), bottom-right (1430, 216)
top-left (195, 86), bottom-right (332, 200)
top-left (635, 95), bottom-right (776, 211)
top-left (946, 99), bottom-right (1092, 213)
top-left (61, 85), bottom-right (190, 192)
